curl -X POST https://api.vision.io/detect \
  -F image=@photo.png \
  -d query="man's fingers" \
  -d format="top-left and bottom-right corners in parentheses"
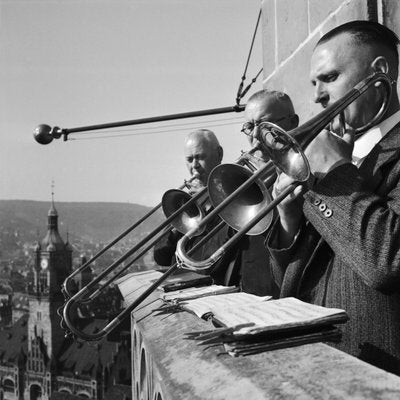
top-left (293, 185), bottom-right (303, 197)
top-left (273, 172), bottom-right (303, 201)
top-left (341, 128), bottom-right (355, 145)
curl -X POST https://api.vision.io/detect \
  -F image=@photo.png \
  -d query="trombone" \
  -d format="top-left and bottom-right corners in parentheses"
top-left (60, 71), bottom-right (392, 341)
top-left (61, 177), bottom-right (201, 300)
top-left (176, 71), bottom-right (393, 269)
top-left (60, 148), bottom-right (265, 340)
top-left (33, 103), bottom-right (247, 341)
top-left (34, 104), bottom-right (245, 301)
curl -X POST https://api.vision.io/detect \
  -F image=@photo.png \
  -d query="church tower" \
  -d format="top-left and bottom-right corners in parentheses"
top-left (26, 195), bottom-right (72, 399)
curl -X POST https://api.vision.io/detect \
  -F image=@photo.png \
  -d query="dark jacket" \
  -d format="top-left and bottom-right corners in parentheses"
top-left (153, 220), bottom-right (237, 285)
top-left (232, 235), bottom-right (279, 297)
top-left (267, 123), bottom-right (400, 374)
top-left (154, 222), bottom-right (278, 297)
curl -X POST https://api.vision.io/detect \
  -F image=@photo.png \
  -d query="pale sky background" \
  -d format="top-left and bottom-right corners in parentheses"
top-left (1, 0), bottom-right (263, 207)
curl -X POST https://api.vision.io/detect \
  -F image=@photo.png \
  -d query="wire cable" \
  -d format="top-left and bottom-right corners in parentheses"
top-left (76, 115), bottom-right (244, 136)
top-left (71, 120), bottom-right (243, 141)
top-left (235, 9), bottom-right (262, 105)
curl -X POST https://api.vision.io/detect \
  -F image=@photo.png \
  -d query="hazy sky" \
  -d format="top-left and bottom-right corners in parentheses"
top-left (1, 0), bottom-right (263, 206)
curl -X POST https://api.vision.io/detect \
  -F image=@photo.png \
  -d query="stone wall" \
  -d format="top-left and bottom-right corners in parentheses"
top-left (260, 0), bottom-right (400, 123)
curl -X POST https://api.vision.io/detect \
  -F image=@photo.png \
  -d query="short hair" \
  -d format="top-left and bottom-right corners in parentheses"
top-left (317, 20), bottom-right (399, 63)
top-left (184, 128), bottom-right (221, 149)
top-left (247, 89), bottom-right (296, 115)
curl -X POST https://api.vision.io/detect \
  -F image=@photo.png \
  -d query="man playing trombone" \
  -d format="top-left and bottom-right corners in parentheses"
top-left (155, 92), bottom-right (300, 297)
top-left (153, 129), bottom-right (235, 284)
top-left (265, 20), bottom-right (400, 374)
top-left (236, 89), bottom-right (299, 296)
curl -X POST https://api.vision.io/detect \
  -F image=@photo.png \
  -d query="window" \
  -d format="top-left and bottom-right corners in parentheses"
top-left (3, 378), bottom-right (14, 392)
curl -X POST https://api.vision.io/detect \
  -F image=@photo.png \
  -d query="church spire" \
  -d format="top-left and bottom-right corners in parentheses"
top-left (48, 179), bottom-right (58, 218)
top-left (42, 181), bottom-right (65, 251)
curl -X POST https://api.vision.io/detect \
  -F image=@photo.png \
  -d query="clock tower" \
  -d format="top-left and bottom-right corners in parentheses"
top-left (26, 197), bottom-right (73, 399)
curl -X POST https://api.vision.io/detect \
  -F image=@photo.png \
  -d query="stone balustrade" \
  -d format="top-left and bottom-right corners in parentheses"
top-left (131, 293), bottom-right (400, 400)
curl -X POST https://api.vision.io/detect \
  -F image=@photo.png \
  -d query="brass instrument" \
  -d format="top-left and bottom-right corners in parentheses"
top-left (58, 178), bottom-right (211, 339)
top-left (175, 160), bottom-right (276, 270)
top-left (256, 72), bottom-right (392, 182)
top-left (61, 177), bottom-right (201, 300)
top-left (34, 104), bottom-right (247, 341)
top-left (59, 72), bottom-right (392, 341)
top-left (176, 71), bottom-right (393, 269)
top-left (60, 149), bottom-right (262, 341)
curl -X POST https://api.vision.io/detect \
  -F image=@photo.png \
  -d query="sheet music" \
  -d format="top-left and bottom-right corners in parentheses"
top-left (182, 295), bottom-right (347, 335)
top-left (179, 292), bottom-right (272, 319)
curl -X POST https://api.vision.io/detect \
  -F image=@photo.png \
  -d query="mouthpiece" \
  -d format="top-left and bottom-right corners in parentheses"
top-left (33, 124), bottom-right (63, 145)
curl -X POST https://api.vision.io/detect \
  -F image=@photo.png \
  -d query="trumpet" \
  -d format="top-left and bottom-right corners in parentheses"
top-left (176, 71), bottom-right (393, 269)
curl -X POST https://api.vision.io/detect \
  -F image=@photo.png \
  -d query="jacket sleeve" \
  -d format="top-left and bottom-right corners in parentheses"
top-left (303, 159), bottom-right (400, 294)
top-left (265, 217), bottom-right (319, 289)
top-left (153, 229), bottom-right (182, 266)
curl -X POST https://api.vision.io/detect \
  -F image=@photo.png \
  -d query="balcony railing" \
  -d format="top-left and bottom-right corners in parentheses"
top-left (131, 291), bottom-right (400, 400)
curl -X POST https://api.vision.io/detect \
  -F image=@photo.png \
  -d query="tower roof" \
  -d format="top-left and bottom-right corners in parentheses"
top-left (48, 199), bottom-right (58, 217)
top-left (49, 180), bottom-right (58, 216)
top-left (41, 198), bottom-right (68, 252)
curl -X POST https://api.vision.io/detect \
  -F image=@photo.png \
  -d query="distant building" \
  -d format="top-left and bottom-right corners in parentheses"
top-left (0, 200), bottom-right (131, 400)
top-left (0, 294), bottom-right (12, 327)
top-left (11, 293), bottom-right (29, 324)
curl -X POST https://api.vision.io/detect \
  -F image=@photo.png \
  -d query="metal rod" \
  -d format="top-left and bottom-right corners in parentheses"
top-left (34, 105), bottom-right (245, 144)
top-left (65, 105), bottom-right (245, 134)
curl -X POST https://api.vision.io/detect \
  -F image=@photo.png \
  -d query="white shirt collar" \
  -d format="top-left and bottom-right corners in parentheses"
top-left (352, 109), bottom-right (400, 166)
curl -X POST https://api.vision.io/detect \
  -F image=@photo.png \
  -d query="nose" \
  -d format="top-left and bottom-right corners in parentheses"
top-left (192, 158), bottom-right (200, 168)
top-left (252, 124), bottom-right (261, 141)
top-left (313, 82), bottom-right (329, 106)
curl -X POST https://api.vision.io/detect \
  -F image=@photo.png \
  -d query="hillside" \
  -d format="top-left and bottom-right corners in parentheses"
top-left (0, 199), bottom-right (165, 261)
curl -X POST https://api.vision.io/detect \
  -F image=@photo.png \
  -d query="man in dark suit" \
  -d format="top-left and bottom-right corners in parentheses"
top-left (153, 129), bottom-right (234, 284)
top-left (233, 90), bottom-right (299, 296)
top-left (264, 21), bottom-right (400, 374)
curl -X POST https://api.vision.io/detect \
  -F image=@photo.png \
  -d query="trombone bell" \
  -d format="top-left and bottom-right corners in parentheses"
top-left (208, 164), bottom-right (273, 235)
top-left (162, 189), bottom-right (205, 235)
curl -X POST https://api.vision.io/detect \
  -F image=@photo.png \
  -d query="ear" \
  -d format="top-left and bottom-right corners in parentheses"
top-left (371, 56), bottom-right (389, 74)
top-left (290, 114), bottom-right (300, 129)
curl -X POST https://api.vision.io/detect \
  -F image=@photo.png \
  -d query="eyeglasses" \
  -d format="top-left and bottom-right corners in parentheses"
top-left (241, 118), bottom-right (294, 152)
top-left (241, 116), bottom-right (289, 136)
